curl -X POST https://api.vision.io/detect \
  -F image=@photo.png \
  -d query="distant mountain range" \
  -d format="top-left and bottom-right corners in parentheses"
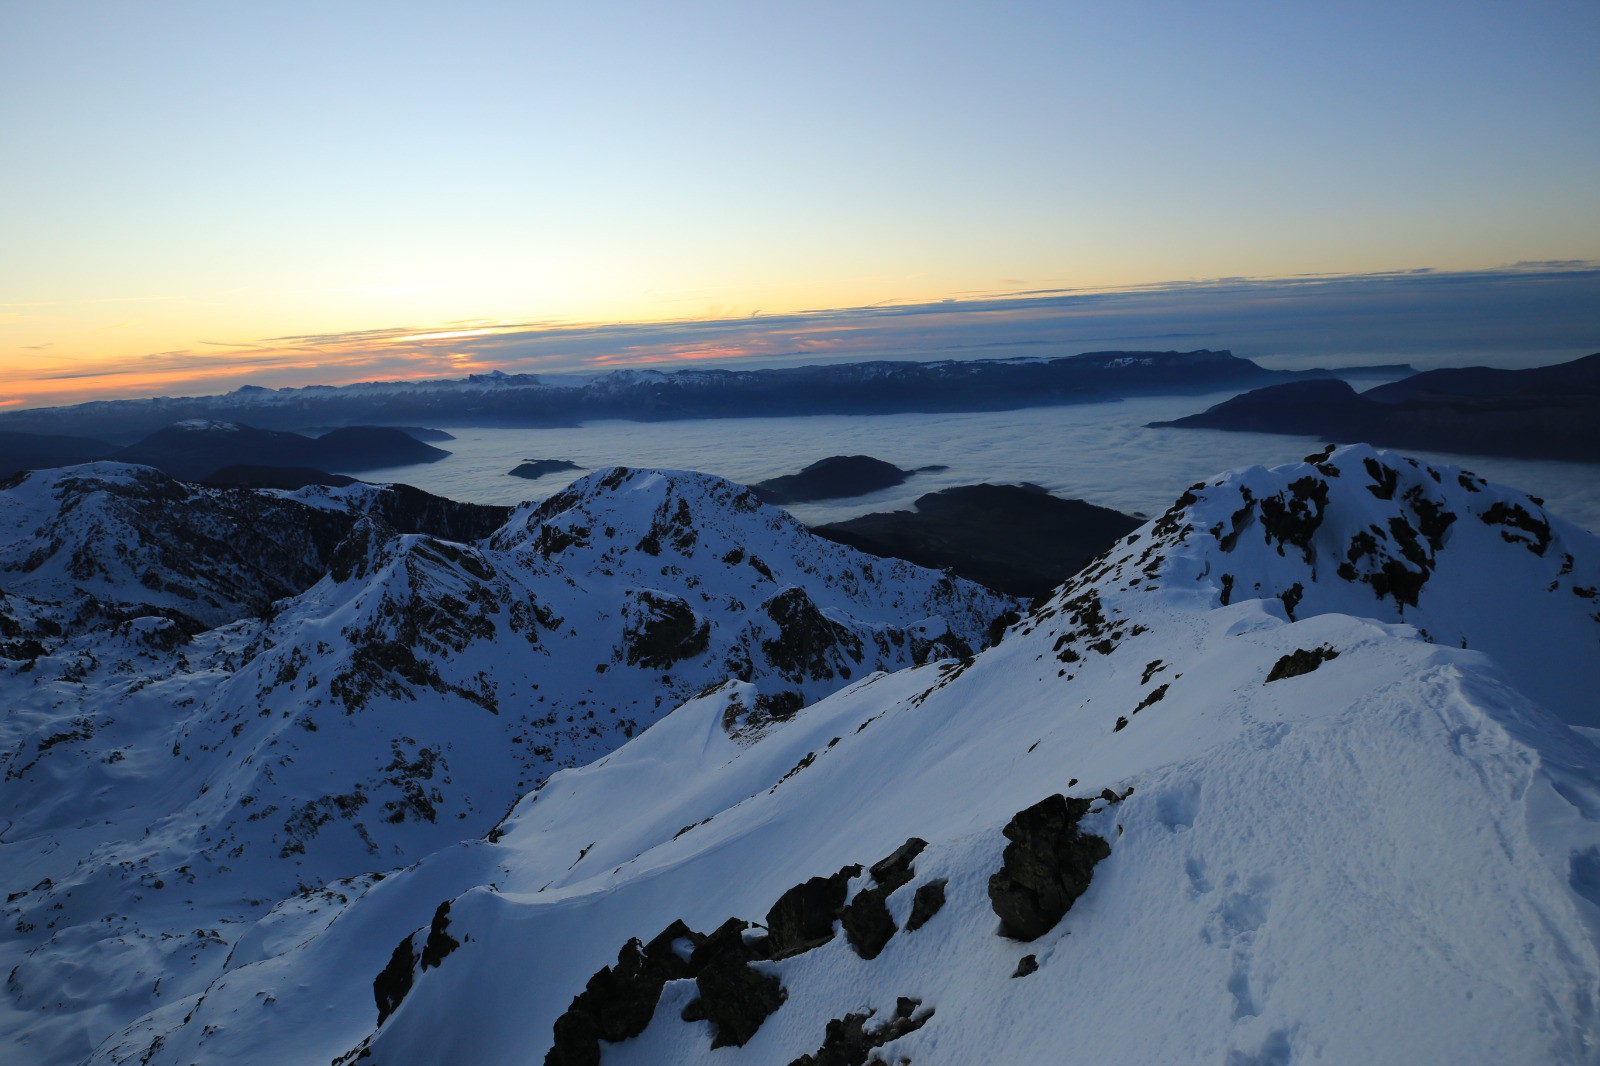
top-left (0, 350), bottom-right (1409, 440)
top-left (0, 420), bottom-right (448, 481)
top-left (1155, 351), bottom-right (1600, 462)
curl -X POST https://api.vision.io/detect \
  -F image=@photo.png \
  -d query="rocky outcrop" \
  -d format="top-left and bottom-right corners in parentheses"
top-left (987, 794), bottom-right (1111, 942)
top-left (1266, 646), bottom-right (1340, 682)
top-left (765, 865), bottom-right (862, 960)
top-left (537, 840), bottom-right (949, 1062)
top-left (787, 997), bottom-right (936, 1066)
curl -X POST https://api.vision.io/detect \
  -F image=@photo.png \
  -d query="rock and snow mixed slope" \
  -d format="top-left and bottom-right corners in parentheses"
top-left (70, 444), bottom-right (1600, 1066)
top-left (0, 463), bottom-right (508, 637)
top-left (0, 466), bottom-right (1010, 1066)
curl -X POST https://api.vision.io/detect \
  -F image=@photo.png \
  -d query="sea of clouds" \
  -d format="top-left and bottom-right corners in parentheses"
top-left (347, 388), bottom-right (1600, 534)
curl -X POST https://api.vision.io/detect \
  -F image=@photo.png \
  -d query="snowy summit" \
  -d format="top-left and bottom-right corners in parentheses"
top-left (0, 446), bottom-right (1597, 1065)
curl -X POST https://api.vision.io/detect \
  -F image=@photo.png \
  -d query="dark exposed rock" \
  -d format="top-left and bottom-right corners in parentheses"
top-left (1266, 646), bottom-right (1340, 682)
top-left (419, 901), bottom-right (460, 970)
top-left (1364, 457), bottom-right (1398, 500)
top-left (1257, 476), bottom-right (1329, 560)
top-left (840, 888), bottom-right (897, 961)
top-left (621, 590), bottom-right (710, 669)
top-left (786, 1000), bottom-right (935, 1066)
top-left (761, 587), bottom-right (864, 682)
top-left (721, 688), bottom-right (805, 741)
top-left (1132, 684), bottom-right (1168, 715)
top-left (546, 1012), bottom-right (602, 1066)
top-left (905, 880), bottom-right (947, 932)
top-left (765, 864), bottom-right (862, 959)
top-left (373, 933), bottom-right (419, 1025)
top-left (545, 919), bottom-right (704, 1064)
top-left (841, 838), bottom-right (928, 960)
top-left (367, 483), bottom-right (511, 542)
top-left (1217, 488), bottom-right (1256, 553)
top-left (1279, 582), bottom-right (1304, 621)
top-left (987, 794), bottom-right (1111, 941)
top-left (330, 517), bottom-right (396, 584)
top-left (542, 848), bottom-right (949, 1059)
top-left (1012, 954), bottom-right (1039, 978)
top-left (987, 608), bottom-right (1022, 647)
top-left (911, 629), bottom-right (974, 666)
top-left (869, 838), bottom-right (927, 893)
top-left (1480, 500), bottom-right (1552, 556)
top-left (683, 919), bottom-right (787, 1049)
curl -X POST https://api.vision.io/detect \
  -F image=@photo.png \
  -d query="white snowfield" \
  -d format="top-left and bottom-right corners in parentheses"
top-left (4, 444), bottom-right (1600, 1065)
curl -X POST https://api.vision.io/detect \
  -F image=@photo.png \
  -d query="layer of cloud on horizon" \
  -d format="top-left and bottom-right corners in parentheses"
top-left (8, 265), bottom-right (1599, 411)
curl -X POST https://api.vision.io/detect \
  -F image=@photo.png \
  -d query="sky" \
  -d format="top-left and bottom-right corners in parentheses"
top-left (2, 1), bottom-right (1598, 408)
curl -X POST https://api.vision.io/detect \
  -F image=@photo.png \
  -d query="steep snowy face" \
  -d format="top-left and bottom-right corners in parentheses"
top-left (0, 466), bottom-right (1012, 1066)
top-left (116, 449), bottom-right (1600, 1066)
top-left (1107, 443), bottom-right (1600, 726)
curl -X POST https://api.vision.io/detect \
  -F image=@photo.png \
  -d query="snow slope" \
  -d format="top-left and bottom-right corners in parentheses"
top-left (0, 466), bottom-right (1009, 1066)
top-left (89, 445), bottom-right (1600, 1065)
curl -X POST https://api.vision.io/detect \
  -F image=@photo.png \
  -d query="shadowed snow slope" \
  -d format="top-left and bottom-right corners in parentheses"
top-left (0, 466), bottom-right (1010, 1066)
top-left (84, 446), bottom-right (1600, 1066)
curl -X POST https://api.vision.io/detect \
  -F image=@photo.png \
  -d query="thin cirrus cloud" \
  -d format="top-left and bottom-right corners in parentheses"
top-left (5, 265), bottom-right (1597, 410)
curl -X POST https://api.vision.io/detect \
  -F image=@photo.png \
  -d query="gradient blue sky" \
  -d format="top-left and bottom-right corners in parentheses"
top-left (3, 1), bottom-right (1597, 405)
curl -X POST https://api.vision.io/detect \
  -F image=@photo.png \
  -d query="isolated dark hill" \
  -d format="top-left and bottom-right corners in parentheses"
top-left (1363, 350), bottom-right (1600, 403)
top-left (313, 426), bottom-right (450, 469)
top-left (509, 459), bottom-right (583, 480)
top-left (751, 455), bottom-right (923, 504)
top-left (1155, 379), bottom-right (1375, 437)
top-left (814, 483), bottom-right (1142, 599)
top-left (1155, 353), bottom-right (1600, 462)
top-left (0, 430), bottom-right (116, 478)
top-left (117, 421), bottom-right (450, 481)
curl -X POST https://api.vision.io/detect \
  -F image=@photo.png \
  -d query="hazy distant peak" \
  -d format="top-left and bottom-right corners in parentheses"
top-left (172, 418), bottom-right (243, 432)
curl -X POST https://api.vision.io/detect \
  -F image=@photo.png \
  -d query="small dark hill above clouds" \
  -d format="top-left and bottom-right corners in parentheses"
top-left (1154, 351), bottom-right (1600, 462)
top-left (509, 459), bottom-right (583, 480)
top-left (814, 484), bottom-right (1141, 599)
top-left (117, 420), bottom-right (450, 481)
top-left (751, 455), bottom-right (944, 504)
top-left (1363, 350), bottom-right (1600, 403)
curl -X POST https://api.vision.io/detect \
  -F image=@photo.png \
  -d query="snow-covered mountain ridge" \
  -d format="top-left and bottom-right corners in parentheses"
top-left (0, 465), bottom-right (1011, 1066)
top-left (63, 444), bottom-right (1600, 1066)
